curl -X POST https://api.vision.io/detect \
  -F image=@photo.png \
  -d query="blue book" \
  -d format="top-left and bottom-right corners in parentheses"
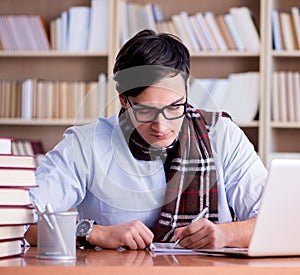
top-left (272, 9), bottom-right (282, 50)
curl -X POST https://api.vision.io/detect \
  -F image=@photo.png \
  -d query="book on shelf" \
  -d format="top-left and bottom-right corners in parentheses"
top-left (229, 6), bottom-right (260, 52)
top-left (189, 15), bottom-right (210, 51)
top-left (293, 72), bottom-right (300, 122)
top-left (11, 139), bottom-right (44, 157)
top-left (172, 14), bottom-right (193, 51)
top-left (204, 11), bottom-right (227, 52)
top-left (0, 78), bottom-right (108, 120)
top-left (278, 71), bottom-right (288, 122)
top-left (272, 71), bottom-right (300, 122)
top-left (280, 12), bottom-right (298, 51)
top-left (271, 72), bottom-right (280, 122)
top-left (195, 12), bottom-right (218, 51)
top-left (189, 72), bottom-right (259, 124)
top-left (291, 7), bottom-right (300, 50)
top-left (224, 13), bottom-right (246, 51)
top-left (286, 71), bottom-right (296, 122)
top-left (179, 11), bottom-right (200, 52)
top-left (215, 14), bottom-right (236, 50)
top-left (67, 6), bottom-right (91, 51)
top-left (87, 0), bottom-right (110, 51)
top-left (0, 15), bottom-right (50, 51)
top-left (0, 137), bottom-right (12, 155)
top-left (125, 2), bottom-right (157, 41)
top-left (272, 9), bottom-right (283, 51)
top-left (0, 238), bottom-right (24, 259)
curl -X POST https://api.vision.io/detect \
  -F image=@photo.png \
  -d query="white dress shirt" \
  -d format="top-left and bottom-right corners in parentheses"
top-left (31, 113), bottom-right (267, 229)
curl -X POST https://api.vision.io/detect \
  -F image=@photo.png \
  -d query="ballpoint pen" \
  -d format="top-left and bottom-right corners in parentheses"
top-left (173, 206), bottom-right (209, 248)
top-left (33, 199), bottom-right (54, 231)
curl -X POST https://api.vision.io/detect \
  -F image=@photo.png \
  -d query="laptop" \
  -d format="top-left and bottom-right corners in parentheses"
top-left (195, 159), bottom-right (300, 257)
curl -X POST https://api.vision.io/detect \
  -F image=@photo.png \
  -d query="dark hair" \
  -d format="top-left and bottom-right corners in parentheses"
top-left (113, 29), bottom-right (190, 96)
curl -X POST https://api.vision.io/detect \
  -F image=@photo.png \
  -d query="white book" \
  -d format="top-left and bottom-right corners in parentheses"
top-left (195, 12), bottom-right (218, 51)
top-left (271, 72), bottom-right (280, 122)
top-left (143, 3), bottom-right (157, 32)
top-left (85, 81), bottom-right (98, 118)
top-left (230, 7), bottom-right (260, 52)
top-left (204, 11), bottom-right (227, 51)
top-left (30, 16), bottom-right (51, 51)
top-left (60, 11), bottom-right (68, 51)
top-left (278, 71), bottom-right (287, 122)
top-left (87, 0), bottom-right (110, 51)
top-left (272, 9), bottom-right (282, 51)
top-left (60, 81), bottom-right (68, 119)
top-left (0, 16), bottom-right (13, 50)
top-left (0, 138), bottom-right (12, 155)
top-left (171, 14), bottom-right (193, 50)
top-left (293, 72), bottom-right (300, 122)
top-left (45, 81), bottom-right (55, 119)
top-left (73, 81), bottom-right (86, 119)
top-left (224, 13), bottom-right (246, 51)
top-left (291, 7), bottom-right (300, 50)
top-left (67, 6), bottom-right (91, 51)
top-left (55, 17), bottom-right (62, 50)
top-left (179, 11), bottom-right (200, 51)
top-left (127, 2), bottom-right (139, 38)
top-left (119, 0), bottom-right (129, 45)
top-left (21, 79), bottom-right (33, 119)
top-left (224, 72), bottom-right (259, 123)
top-left (3, 16), bottom-right (18, 50)
top-left (280, 12), bottom-right (296, 51)
top-left (189, 15), bottom-right (209, 51)
top-left (98, 73), bottom-right (107, 117)
top-left (286, 71), bottom-right (296, 121)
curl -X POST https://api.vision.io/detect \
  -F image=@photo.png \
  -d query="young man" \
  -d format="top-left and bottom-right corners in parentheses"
top-left (25, 30), bottom-right (267, 250)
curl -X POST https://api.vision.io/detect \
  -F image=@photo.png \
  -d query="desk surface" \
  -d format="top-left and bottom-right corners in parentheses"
top-left (1, 247), bottom-right (300, 275)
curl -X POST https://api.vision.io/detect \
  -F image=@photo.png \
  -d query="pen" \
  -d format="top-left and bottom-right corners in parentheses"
top-left (33, 199), bottom-right (54, 231)
top-left (173, 206), bottom-right (209, 248)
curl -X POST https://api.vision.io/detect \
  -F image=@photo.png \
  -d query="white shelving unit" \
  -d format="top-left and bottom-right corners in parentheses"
top-left (1, 0), bottom-right (299, 165)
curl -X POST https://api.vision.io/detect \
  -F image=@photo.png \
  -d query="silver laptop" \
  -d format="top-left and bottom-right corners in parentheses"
top-left (196, 159), bottom-right (300, 257)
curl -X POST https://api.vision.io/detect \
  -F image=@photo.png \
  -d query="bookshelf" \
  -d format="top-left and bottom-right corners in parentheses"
top-left (1, 0), bottom-right (300, 166)
top-left (0, 0), bottom-right (115, 152)
top-left (262, 0), bottom-right (300, 167)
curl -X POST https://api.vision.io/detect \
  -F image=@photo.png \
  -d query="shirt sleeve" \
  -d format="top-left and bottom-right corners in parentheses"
top-left (210, 116), bottom-right (268, 221)
top-left (30, 126), bottom-right (92, 212)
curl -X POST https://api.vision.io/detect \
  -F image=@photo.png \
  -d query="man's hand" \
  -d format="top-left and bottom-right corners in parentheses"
top-left (173, 217), bottom-right (256, 249)
top-left (88, 220), bottom-right (154, 250)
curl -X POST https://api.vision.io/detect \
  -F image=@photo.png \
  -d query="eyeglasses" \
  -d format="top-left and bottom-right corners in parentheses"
top-left (125, 95), bottom-right (187, 123)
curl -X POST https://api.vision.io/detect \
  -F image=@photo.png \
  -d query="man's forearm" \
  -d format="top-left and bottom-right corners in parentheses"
top-left (218, 217), bottom-right (256, 248)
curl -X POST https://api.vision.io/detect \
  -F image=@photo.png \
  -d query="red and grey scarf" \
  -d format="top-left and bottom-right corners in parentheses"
top-left (119, 104), bottom-right (220, 242)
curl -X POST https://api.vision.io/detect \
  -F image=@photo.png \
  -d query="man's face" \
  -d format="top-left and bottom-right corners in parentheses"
top-left (120, 74), bottom-right (187, 148)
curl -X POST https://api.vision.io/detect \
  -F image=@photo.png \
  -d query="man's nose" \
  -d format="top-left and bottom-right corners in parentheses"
top-left (151, 112), bottom-right (169, 130)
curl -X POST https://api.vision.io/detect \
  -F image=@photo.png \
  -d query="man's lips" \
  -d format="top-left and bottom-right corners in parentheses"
top-left (152, 132), bottom-right (172, 139)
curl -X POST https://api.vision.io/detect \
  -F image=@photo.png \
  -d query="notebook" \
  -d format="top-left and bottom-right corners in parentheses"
top-left (195, 159), bottom-right (300, 257)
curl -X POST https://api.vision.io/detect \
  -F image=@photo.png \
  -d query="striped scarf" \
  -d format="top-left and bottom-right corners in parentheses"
top-left (119, 105), bottom-right (219, 242)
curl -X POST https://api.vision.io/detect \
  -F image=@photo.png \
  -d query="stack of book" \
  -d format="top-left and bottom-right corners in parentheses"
top-left (0, 73), bottom-right (107, 120)
top-left (0, 137), bottom-right (37, 259)
top-left (119, 2), bottom-right (260, 52)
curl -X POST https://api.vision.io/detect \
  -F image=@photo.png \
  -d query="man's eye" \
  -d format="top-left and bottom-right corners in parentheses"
top-left (136, 108), bottom-right (153, 115)
top-left (167, 105), bottom-right (180, 111)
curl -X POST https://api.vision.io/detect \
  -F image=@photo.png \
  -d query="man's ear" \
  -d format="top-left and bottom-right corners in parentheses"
top-left (119, 94), bottom-right (127, 108)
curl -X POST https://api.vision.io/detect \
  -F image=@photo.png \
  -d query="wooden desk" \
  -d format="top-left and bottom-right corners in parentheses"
top-left (1, 247), bottom-right (300, 275)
